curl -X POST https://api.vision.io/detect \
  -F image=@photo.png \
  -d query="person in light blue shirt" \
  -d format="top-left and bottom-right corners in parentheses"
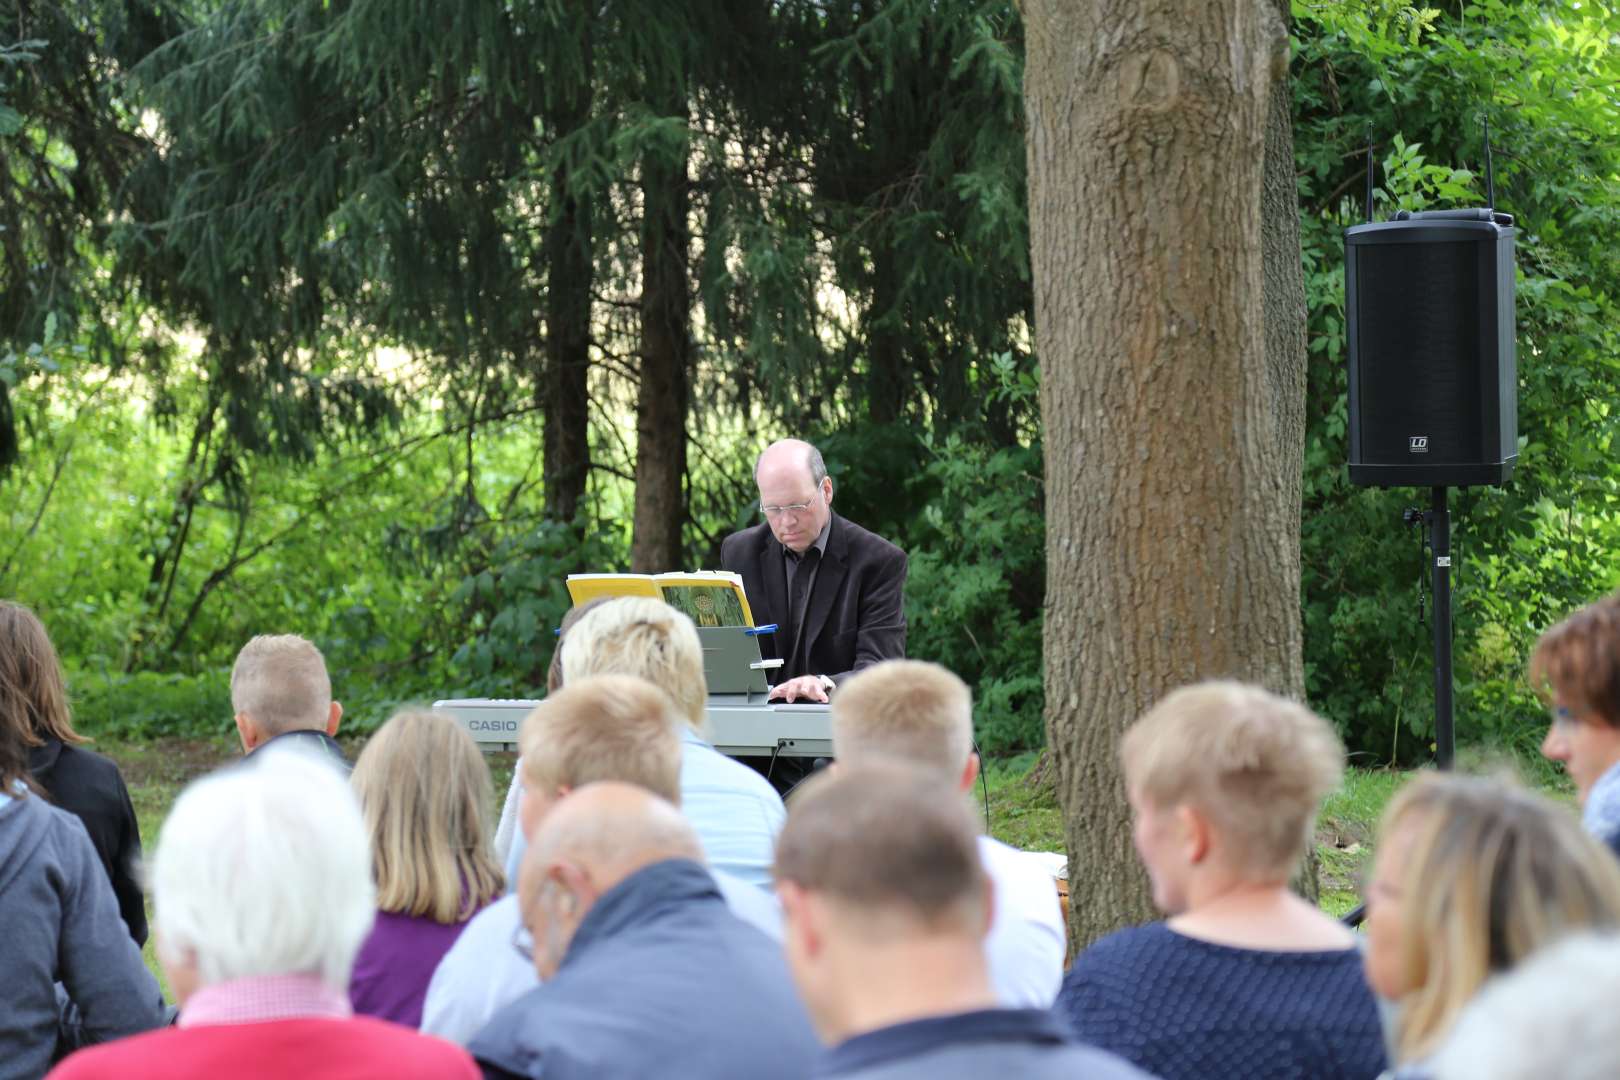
top-left (494, 596), bottom-right (785, 888)
top-left (422, 673), bottom-right (782, 1045)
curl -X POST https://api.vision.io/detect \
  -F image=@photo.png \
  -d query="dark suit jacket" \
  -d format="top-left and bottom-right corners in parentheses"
top-left (27, 738), bottom-right (148, 947)
top-left (720, 512), bottom-right (907, 686)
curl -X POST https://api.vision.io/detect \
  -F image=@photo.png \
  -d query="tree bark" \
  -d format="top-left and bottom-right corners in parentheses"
top-left (1024, 0), bottom-right (1305, 948)
top-left (541, 26), bottom-right (595, 525)
top-left (630, 108), bottom-right (691, 573)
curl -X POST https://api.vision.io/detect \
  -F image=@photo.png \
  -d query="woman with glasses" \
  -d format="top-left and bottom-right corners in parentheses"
top-left (1530, 592), bottom-right (1620, 852)
top-left (1362, 772), bottom-right (1620, 1073)
top-left (348, 710), bottom-right (503, 1028)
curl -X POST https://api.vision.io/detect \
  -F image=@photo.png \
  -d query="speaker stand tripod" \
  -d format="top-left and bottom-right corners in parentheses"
top-left (1416, 485), bottom-right (1456, 771)
top-left (1342, 487), bottom-right (1455, 930)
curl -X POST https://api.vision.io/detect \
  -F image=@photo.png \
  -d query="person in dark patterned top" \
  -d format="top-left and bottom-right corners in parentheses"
top-left (1058, 681), bottom-right (1386, 1080)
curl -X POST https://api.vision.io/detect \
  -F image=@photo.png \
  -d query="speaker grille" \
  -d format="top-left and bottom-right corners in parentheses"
top-left (1354, 241), bottom-right (1483, 465)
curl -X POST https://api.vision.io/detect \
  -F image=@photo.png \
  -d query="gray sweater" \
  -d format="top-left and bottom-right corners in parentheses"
top-left (0, 789), bottom-right (167, 1080)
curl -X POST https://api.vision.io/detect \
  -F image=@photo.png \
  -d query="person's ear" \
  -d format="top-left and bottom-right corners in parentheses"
top-left (959, 752), bottom-right (981, 795)
top-left (554, 860), bottom-right (594, 916)
top-left (821, 475), bottom-right (834, 505)
top-left (1177, 804), bottom-right (1211, 865)
top-left (777, 881), bottom-right (824, 959)
top-left (326, 701), bottom-right (343, 737)
top-left (234, 712), bottom-right (259, 753)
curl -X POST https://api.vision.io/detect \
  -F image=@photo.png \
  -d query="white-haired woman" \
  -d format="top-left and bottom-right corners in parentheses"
top-left (48, 747), bottom-right (477, 1079)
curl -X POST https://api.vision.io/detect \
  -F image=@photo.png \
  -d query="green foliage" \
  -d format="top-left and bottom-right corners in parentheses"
top-left (68, 668), bottom-right (233, 740)
top-left (7, 0), bottom-right (1620, 770)
top-left (447, 521), bottom-right (617, 697)
top-left (902, 434), bottom-right (1045, 753)
top-left (1294, 0), bottom-right (1620, 760)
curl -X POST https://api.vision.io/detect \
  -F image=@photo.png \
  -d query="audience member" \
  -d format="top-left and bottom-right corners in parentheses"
top-left (492, 597), bottom-right (608, 870)
top-left (1, 685), bottom-right (164, 1080)
top-left (470, 782), bottom-right (818, 1079)
top-left (775, 763), bottom-right (1148, 1079)
top-left (1529, 592), bottom-right (1620, 852)
top-left (230, 633), bottom-right (349, 770)
top-left (1424, 932), bottom-right (1620, 1080)
top-left (47, 748), bottom-right (476, 1079)
top-left (829, 659), bottom-right (1064, 1006)
top-left (1058, 681), bottom-right (1386, 1080)
top-left (2, 600), bottom-right (146, 944)
top-left (507, 595), bottom-right (784, 888)
top-left (348, 710), bottom-right (503, 1028)
top-left (1362, 771), bottom-right (1620, 1069)
top-left (421, 675), bottom-right (781, 1045)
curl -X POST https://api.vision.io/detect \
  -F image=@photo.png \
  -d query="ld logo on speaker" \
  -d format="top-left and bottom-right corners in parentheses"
top-left (1409, 435), bottom-right (1430, 453)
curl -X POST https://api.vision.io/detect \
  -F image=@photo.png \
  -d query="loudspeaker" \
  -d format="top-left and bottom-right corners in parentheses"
top-left (1344, 209), bottom-right (1517, 487)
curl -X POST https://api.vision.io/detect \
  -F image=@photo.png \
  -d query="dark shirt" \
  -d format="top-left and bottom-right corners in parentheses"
top-left (27, 738), bottom-right (147, 946)
top-left (470, 858), bottom-right (818, 1080)
top-left (1058, 922), bottom-right (1387, 1080)
top-left (247, 729), bottom-right (350, 773)
top-left (720, 512), bottom-right (907, 686)
top-left (816, 1008), bottom-right (1151, 1080)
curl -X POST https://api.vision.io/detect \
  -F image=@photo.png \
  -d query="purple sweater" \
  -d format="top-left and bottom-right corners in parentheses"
top-left (350, 910), bottom-right (475, 1028)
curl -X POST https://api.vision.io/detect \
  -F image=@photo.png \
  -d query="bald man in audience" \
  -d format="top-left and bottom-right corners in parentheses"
top-left (470, 782), bottom-right (817, 1080)
top-left (775, 764), bottom-right (1149, 1080)
top-left (421, 675), bottom-right (781, 1046)
top-left (229, 634), bottom-right (348, 771)
top-left (830, 659), bottom-right (1064, 1006)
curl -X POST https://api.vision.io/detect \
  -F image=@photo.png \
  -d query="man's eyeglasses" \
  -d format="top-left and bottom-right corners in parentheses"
top-left (760, 500), bottom-right (815, 520)
top-left (511, 920), bottom-right (535, 964)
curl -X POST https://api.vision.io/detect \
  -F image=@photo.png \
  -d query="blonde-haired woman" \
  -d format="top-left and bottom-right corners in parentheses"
top-left (348, 710), bottom-right (503, 1027)
top-left (1059, 681), bottom-right (1386, 1080)
top-left (1364, 771), bottom-right (1620, 1070)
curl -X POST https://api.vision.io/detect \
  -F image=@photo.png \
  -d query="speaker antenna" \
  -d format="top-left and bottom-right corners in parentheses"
top-left (1483, 115), bottom-right (1496, 212)
top-left (1364, 126), bottom-right (1376, 224)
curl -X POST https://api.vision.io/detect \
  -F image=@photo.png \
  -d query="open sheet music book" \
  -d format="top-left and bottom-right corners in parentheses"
top-left (566, 570), bottom-right (755, 628)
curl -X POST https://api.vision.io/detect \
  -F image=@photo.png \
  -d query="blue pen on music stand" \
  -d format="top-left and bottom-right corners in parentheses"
top-left (746, 624), bottom-right (778, 637)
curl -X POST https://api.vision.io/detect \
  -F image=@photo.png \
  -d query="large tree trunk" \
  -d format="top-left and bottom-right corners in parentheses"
top-left (542, 26), bottom-right (595, 525)
top-left (1024, 0), bottom-right (1305, 948)
top-left (630, 108), bottom-right (691, 573)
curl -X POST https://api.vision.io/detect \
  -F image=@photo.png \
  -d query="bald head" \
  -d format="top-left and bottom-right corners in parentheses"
top-left (755, 439), bottom-right (833, 554)
top-left (518, 782), bottom-right (705, 979)
top-left (531, 782), bottom-right (703, 892)
top-left (755, 439), bottom-right (826, 485)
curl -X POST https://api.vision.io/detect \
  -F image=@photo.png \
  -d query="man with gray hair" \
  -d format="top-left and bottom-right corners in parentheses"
top-left (830, 659), bottom-right (1065, 1007)
top-left (775, 764), bottom-right (1149, 1080)
top-left (470, 782), bottom-right (818, 1079)
top-left (229, 634), bottom-right (348, 770)
top-left (721, 438), bottom-right (906, 705)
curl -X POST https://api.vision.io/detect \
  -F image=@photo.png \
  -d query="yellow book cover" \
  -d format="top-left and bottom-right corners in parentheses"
top-left (565, 574), bottom-right (661, 607)
top-left (564, 571), bottom-right (755, 627)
